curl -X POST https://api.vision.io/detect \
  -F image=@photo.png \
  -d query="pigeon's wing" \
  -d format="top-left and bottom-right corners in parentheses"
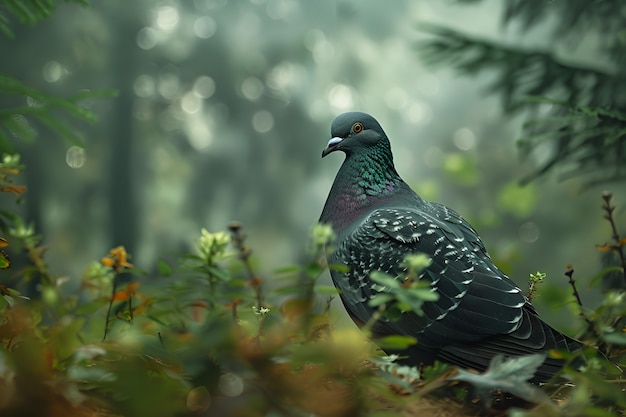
top-left (330, 206), bottom-right (582, 377)
top-left (425, 201), bottom-right (492, 259)
top-left (331, 207), bottom-right (527, 346)
top-left (371, 208), bottom-right (529, 343)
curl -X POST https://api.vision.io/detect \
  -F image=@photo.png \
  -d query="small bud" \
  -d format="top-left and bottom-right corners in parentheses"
top-left (310, 223), bottom-right (335, 247)
top-left (198, 229), bottom-right (230, 263)
top-left (228, 221), bottom-right (242, 233)
top-left (529, 271), bottom-right (546, 283)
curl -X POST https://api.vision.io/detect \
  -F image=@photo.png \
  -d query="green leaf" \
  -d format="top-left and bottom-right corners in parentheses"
top-left (369, 271), bottom-right (400, 289)
top-left (589, 265), bottom-right (624, 288)
top-left (452, 354), bottom-right (550, 407)
top-left (0, 251), bottom-right (10, 269)
top-left (602, 330), bottom-right (626, 346)
top-left (181, 253), bottom-right (204, 262)
top-left (273, 265), bottom-right (300, 274)
top-left (368, 293), bottom-right (394, 307)
top-left (375, 335), bottom-right (417, 350)
top-left (0, 12), bottom-right (14, 38)
top-left (157, 259), bottom-right (172, 277)
top-left (407, 287), bottom-right (439, 302)
top-left (384, 305), bottom-right (404, 321)
top-left (567, 369), bottom-right (626, 407)
top-left (305, 263), bottom-right (323, 278)
top-left (314, 285), bottom-right (340, 295)
top-left (328, 263), bottom-right (350, 273)
top-left (2, 294), bottom-right (15, 307)
top-left (227, 278), bottom-right (247, 288)
top-left (145, 314), bottom-right (168, 326)
top-left (207, 266), bottom-right (230, 282)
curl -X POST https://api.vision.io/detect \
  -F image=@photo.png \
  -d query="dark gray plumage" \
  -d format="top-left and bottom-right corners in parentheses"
top-left (319, 111), bottom-right (581, 381)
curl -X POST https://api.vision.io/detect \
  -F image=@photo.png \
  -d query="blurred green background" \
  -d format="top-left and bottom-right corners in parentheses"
top-left (1, 0), bottom-right (624, 332)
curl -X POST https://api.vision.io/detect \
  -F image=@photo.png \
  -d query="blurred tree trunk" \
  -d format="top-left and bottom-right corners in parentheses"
top-left (103, 1), bottom-right (140, 253)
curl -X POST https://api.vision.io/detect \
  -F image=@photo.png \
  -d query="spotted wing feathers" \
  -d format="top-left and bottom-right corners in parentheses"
top-left (328, 206), bottom-right (579, 375)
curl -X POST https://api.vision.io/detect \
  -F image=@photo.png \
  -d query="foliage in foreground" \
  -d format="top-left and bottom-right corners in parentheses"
top-left (0, 166), bottom-right (625, 416)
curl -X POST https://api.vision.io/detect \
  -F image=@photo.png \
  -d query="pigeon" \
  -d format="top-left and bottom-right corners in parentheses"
top-left (319, 111), bottom-right (582, 381)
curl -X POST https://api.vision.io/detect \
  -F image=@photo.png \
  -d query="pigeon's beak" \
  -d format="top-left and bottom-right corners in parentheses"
top-left (322, 137), bottom-right (343, 158)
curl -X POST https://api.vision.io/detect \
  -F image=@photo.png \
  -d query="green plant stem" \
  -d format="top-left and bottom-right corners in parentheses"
top-left (231, 300), bottom-right (239, 323)
top-left (361, 305), bottom-right (385, 338)
top-left (102, 273), bottom-right (118, 342)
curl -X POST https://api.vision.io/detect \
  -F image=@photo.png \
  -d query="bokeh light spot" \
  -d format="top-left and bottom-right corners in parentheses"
top-left (252, 110), bottom-right (273, 133)
top-left (304, 30), bottom-right (334, 63)
top-left (133, 74), bottom-right (155, 98)
top-left (193, 16), bottom-right (217, 39)
top-left (66, 146), bottom-right (86, 169)
top-left (241, 77), bottom-right (264, 101)
top-left (404, 102), bottom-right (433, 125)
top-left (137, 27), bottom-right (158, 50)
top-left (186, 116), bottom-right (213, 150)
top-left (155, 6), bottom-right (180, 30)
top-left (266, 0), bottom-right (296, 20)
top-left (158, 73), bottom-right (180, 100)
top-left (267, 62), bottom-right (298, 92)
top-left (519, 221), bottom-right (540, 243)
top-left (43, 61), bottom-right (63, 83)
top-left (453, 127), bottom-right (476, 151)
top-left (193, 76), bottom-right (216, 98)
top-left (328, 84), bottom-right (356, 111)
top-left (8, 114), bottom-right (35, 139)
top-left (181, 91), bottom-right (202, 114)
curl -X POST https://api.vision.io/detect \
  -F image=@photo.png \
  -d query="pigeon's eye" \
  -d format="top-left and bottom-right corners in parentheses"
top-left (352, 122), bottom-right (364, 133)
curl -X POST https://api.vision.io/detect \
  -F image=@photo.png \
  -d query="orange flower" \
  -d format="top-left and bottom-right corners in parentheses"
top-left (111, 282), bottom-right (141, 301)
top-left (101, 246), bottom-right (134, 270)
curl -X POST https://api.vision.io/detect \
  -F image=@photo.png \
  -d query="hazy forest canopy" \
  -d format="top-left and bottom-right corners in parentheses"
top-left (0, 0), bottom-right (625, 416)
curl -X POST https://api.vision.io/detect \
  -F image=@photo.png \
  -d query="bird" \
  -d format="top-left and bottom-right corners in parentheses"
top-left (319, 111), bottom-right (583, 382)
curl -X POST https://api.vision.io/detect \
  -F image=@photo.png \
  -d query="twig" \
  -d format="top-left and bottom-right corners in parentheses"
top-left (599, 191), bottom-right (626, 288)
top-left (564, 264), bottom-right (595, 335)
top-left (527, 281), bottom-right (538, 301)
top-left (323, 296), bottom-right (334, 314)
top-left (231, 298), bottom-right (241, 323)
top-left (229, 221), bottom-right (265, 309)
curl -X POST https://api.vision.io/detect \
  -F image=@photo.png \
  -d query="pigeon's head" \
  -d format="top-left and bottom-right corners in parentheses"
top-left (322, 112), bottom-right (389, 158)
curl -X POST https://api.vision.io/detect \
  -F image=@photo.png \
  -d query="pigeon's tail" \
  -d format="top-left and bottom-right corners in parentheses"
top-left (437, 342), bottom-right (580, 383)
top-left (436, 310), bottom-right (585, 382)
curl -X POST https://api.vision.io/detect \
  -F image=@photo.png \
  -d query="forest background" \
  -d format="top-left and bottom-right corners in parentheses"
top-left (0, 0), bottom-right (625, 416)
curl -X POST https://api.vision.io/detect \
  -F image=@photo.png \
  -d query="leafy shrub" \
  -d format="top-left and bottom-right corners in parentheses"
top-left (0, 169), bottom-right (624, 416)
